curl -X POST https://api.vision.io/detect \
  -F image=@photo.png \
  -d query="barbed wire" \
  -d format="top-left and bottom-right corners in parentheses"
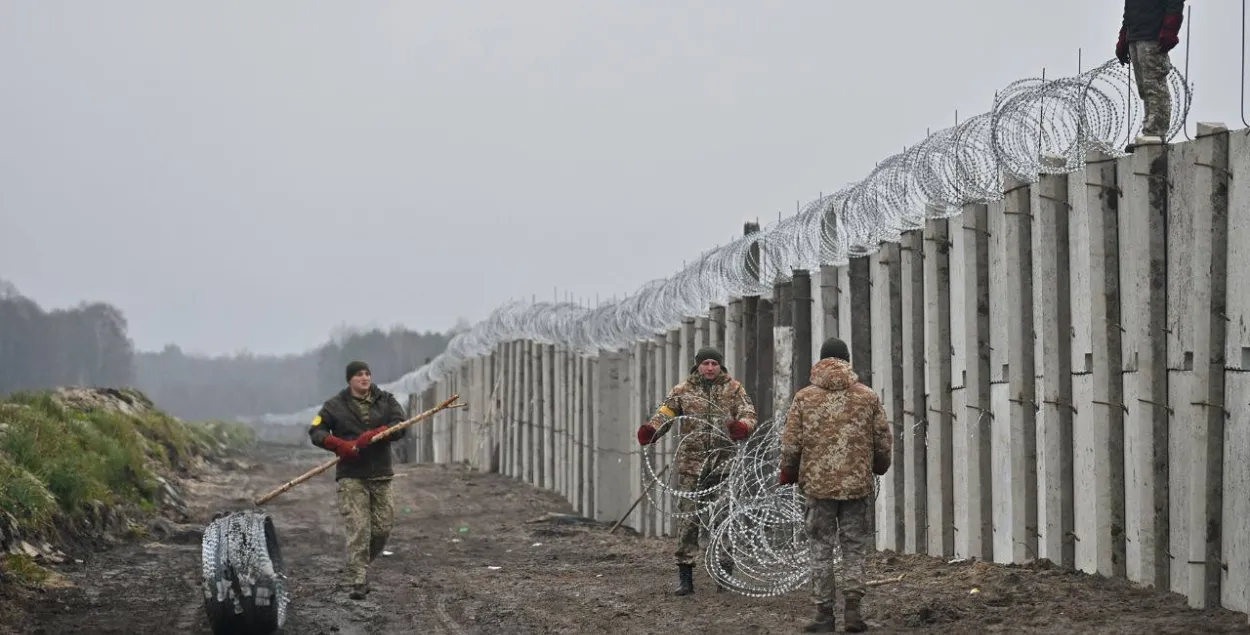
top-left (253, 58), bottom-right (1191, 444)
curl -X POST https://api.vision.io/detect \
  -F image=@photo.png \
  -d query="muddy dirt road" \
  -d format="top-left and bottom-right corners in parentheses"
top-left (10, 443), bottom-right (1250, 634)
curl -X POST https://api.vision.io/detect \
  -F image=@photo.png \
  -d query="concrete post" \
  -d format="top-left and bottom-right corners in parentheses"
top-left (743, 296), bottom-right (760, 406)
top-left (756, 293), bottom-right (776, 426)
top-left (709, 305), bottom-right (726, 351)
top-left (582, 356), bottom-right (596, 515)
top-left (773, 279), bottom-right (795, 430)
top-left (870, 244), bottom-right (903, 551)
top-left (819, 264), bottom-right (840, 348)
top-left (421, 382), bottom-right (436, 463)
top-left (923, 219), bottom-right (955, 557)
top-left (1035, 162), bottom-right (1076, 570)
top-left (901, 229), bottom-right (928, 555)
top-left (849, 257), bottom-right (874, 387)
top-left (726, 300), bottom-right (742, 376)
top-left (651, 334), bottom-right (668, 537)
top-left (1167, 123), bottom-right (1230, 607)
top-left (592, 350), bottom-right (632, 523)
top-left (544, 344), bottom-right (556, 490)
top-left (962, 203), bottom-right (995, 562)
top-left (509, 341), bottom-right (522, 479)
top-left (629, 341), bottom-right (649, 533)
top-left (586, 356), bottom-right (600, 518)
top-left (1119, 144), bottom-right (1170, 588)
top-left (1004, 176), bottom-right (1039, 564)
top-left (1219, 127), bottom-right (1250, 616)
top-left (791, 269), bottom-right (813, 392)
top-left (527, 341), bottom-right (539, 485)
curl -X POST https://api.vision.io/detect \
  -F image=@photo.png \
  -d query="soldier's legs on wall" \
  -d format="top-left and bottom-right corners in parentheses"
top-left (366, 477), bottom-right (396, 561)
top-left (833, 497), bottom-right (873, 601)
top-left (1129, 40), bottom-right (1173, 138)
top-left (337, 478), bottom-right (371, 586)
top-left (805, 496), bottom-right (840, 609)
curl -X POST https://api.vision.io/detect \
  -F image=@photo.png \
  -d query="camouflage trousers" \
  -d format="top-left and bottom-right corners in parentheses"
top-left (806, 495), bottom-right (872, 608)
top-left (337, 476), bottom-right (395, 585)
top-left (674, 468), bottom-right (733, 566)
top-left (1129, 40), bottom-right (1172, 137)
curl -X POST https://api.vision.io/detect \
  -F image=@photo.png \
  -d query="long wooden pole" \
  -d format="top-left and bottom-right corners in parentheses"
top-left (610, 462), bottom-right (670, 535)
top-left (253, 394), bottom-right (463, 506)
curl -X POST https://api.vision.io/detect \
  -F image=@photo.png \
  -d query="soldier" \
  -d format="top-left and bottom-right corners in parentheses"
top-left (1115, 0), bottom-right (1185, 147)
top-left (636, 346), bottom-right (757, 596)
top-left (778, 338), bottom-right (892, 633)
top-left (308, 360), bottom-right (409, 600)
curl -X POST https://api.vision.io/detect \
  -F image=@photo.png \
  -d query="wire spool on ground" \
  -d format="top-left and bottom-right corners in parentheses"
top-left (200, 509), bottom-right (290, 635)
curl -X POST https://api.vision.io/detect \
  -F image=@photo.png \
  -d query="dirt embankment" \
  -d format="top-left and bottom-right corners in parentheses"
top-left (0, 387), bottom-right (256, 634)
top-left (5, 437), bottom-right (1249, 635)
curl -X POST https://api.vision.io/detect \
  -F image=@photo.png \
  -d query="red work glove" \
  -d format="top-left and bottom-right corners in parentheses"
top-left (726, 420), bottom-right (749, 441)
top-left (357, 425), bottom-right (389, 448)
top-left (1159, 13), bottom-right (1182, 53)
top-left (637, 424), bottom-right (657, 446)
top-left (323, 435), bottom-right (360, 461)
top-left (1115, 27), bottom-right (1129, 65)
top-left (778, 467), bottom-right (797, 486)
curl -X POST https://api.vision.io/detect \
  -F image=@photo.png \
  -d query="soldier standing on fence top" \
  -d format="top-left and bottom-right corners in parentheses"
top-left (636, 346), bottom-right (757, 596)
top-left (308, 360), bottom-right (409, 600)
top-left (778, 337), bottom-right (892, 633)
top-left (1115, 0), bottom-right (1185, 148)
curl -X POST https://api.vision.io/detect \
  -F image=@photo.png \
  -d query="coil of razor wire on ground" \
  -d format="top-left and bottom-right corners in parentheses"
top-left (257, 58), bottom-right (1192, 445)
top-left (200, 509), bottom-right (289, 635)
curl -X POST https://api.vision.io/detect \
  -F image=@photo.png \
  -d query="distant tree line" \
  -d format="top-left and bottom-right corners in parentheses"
top-left (0, 280), bottom-right (136, 395)
top-left (136, 325), bottom-right (455, 421)
top-left (0, 279), bottom-right (457, 421)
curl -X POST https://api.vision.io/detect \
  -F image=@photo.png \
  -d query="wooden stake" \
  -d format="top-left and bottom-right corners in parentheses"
top-left (252, 394), bottom-right (463, 506)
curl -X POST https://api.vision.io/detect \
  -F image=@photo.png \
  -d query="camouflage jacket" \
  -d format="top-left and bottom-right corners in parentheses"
top-left (645, 371), bottom-right (757, 475)
top-left (779, 357), bottom-right (892, 500)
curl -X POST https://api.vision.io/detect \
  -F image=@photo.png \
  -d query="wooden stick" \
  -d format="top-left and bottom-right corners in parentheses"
top-left (610, 463), bottom-right (670, 535)
top-left (252, 394), bottom-right (462, 506)
top-left (865, 573), bottom-right (906, 587)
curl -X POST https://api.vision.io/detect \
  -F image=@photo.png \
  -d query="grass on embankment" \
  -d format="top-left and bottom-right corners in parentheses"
top-left (0, 388), bottom-right (256, 588)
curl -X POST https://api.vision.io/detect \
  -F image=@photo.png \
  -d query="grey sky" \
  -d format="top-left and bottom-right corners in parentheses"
top-left (2, 1), bottom-right (1245, 357)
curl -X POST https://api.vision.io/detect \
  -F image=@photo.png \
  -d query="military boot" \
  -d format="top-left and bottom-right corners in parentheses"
top-left (674, 564), bottom-right (694, 596)
top-left (802, 604), bottom-right (835, 633)
top-left (349, 582), bottom-right (370, 601)
top-left (843, 594), bottom-right (867, 633)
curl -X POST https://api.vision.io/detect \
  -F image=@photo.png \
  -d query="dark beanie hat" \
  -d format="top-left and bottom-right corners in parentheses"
top-left (691, 346), bottom-right (725, 373)
top-left (345, 360), bottom-right (371, 382)
top-left (819, 337), bottom-right (850, 362)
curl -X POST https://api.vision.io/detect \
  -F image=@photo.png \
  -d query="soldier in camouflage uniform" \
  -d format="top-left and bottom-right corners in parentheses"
top-left (637, 346), bottom-right (757, 596)
top-left (779, 338), bottom-right (892, 633)
top-left (1115, 0), bottom-right (1185, 147)
top-left (308, 360), bottom-right (409, 600)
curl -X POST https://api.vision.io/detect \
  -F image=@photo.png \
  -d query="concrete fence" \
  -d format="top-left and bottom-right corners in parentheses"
top-left (387, 123), bottom-right (1250, 617)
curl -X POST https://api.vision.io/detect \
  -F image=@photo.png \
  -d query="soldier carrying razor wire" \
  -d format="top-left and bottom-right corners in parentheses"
top-left (308, 360), bottom-right (409, 600)
top-left (636, 346), bottom-right (757, 596)
top-left (1115, 0), bottom-right (1185, 148)
top-left (778, 338), bottom-right (892, 633)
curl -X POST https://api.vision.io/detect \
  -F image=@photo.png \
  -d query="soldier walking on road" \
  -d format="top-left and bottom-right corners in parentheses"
top-left (778, 338), bottom-right (892, 633)
top-left (1115, 0), bottom-right (1185, 148)
top-left (308, 361), bottom-right (409, 600)
top-left (636, 346), bottom-right (757, 596)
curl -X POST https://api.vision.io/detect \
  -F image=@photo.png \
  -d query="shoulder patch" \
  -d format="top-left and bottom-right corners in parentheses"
top-left (311, 415), bottom-right (322, 427)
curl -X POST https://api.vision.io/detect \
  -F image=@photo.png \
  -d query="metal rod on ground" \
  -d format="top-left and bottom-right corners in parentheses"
top-left (610, 462), bottom-right (671, 534)
top-left (252, 394), bottom-right (463, 506)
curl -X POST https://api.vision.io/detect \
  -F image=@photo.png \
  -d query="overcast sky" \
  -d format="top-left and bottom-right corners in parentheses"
top-left (2, 1), bottom-right (1244, 357)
